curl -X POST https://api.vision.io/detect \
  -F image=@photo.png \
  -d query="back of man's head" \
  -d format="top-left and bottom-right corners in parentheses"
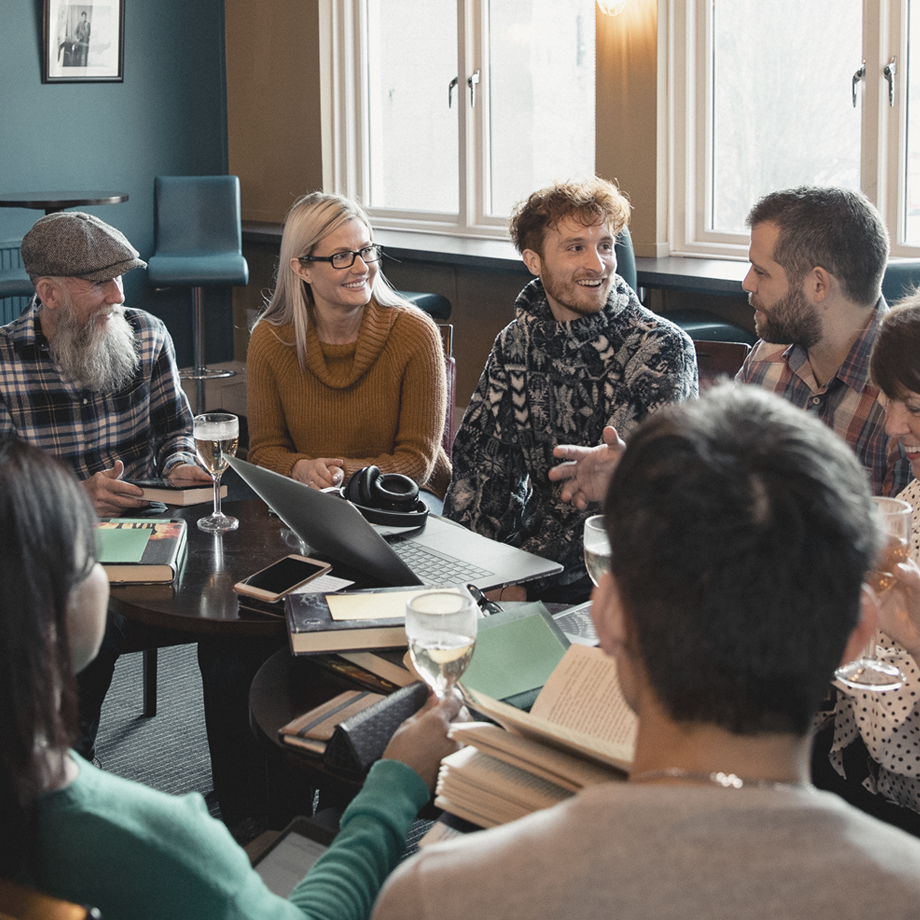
top-left (603, 383), bottom-right (881, 736)
top-left (509, 177), bottom-right (630, 258)
top-left (746, 186), bottom-right (888, 307)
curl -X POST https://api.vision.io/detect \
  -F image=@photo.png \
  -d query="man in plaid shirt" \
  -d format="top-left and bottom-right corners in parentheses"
top-left (737, 186), bottom-right (910, 498)
top-left (551, 186), bottom-right (911, 504)
top-left (0, 212), bottom-right (210, 766)
top-left (0, 211), bottom-right (210, 514)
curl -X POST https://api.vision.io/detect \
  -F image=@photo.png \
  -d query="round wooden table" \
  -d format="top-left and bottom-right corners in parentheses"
top-left (249, 648), bottom-right (371, 804)
top-left (107, 493), bottom-right (296, 638)
top-left (0, 191), bottom-right (129, 214)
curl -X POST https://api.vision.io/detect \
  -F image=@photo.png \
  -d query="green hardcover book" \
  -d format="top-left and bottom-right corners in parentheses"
top-left (96, 518), bottom-right (188, 584)
top-left (461, 602), bottom-right (571, 711)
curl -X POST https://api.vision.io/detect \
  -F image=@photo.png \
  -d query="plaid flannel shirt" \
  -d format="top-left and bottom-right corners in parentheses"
top-left (0, 302), bottom-right (197, 481)
top-left (737, 299), bottom-right (910, 497)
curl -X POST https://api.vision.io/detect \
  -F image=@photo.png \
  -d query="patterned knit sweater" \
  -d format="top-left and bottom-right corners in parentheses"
top-left (247, 300), bottom-right (450, 496)
top-left (444, 277), bottom-right (697, 588)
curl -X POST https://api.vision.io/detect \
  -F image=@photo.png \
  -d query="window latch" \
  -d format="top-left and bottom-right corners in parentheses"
top-left (468, 70), bottom-right (480, 107)
top-left (448, 76), bottom-right (458, 108)
top-left (884, 56), bottom-right (897, 107)
top-left (852, 61), bottom-right (865, 108)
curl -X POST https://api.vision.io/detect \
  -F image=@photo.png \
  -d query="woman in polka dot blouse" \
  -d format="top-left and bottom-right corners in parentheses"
top-left (815, 295), bottom-right (920, 834)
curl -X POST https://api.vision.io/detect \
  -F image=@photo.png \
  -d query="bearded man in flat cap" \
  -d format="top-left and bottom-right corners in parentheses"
top-left (0, 212), bottom-right (213, 767)
top-left (0, 215), bottom-right (275, 835)
top-left (0, 211), bottom-right (210, 513)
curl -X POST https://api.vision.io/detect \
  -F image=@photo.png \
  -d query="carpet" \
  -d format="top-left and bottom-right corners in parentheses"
top-left (95, 644), bottom-right (220, 818)
top-left (94, 643), bottom-right (434, 852)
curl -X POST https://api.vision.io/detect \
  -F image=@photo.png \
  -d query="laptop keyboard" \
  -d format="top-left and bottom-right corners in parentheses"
top-left (386, 537), bottom-right (492, 586)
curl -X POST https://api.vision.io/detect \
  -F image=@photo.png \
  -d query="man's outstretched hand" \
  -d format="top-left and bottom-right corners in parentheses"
top-left (548, 426), bottom-right (626, 509)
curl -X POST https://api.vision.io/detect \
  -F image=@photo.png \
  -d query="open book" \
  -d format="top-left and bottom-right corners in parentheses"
top-left (436, 643), bottom-right (637, 828)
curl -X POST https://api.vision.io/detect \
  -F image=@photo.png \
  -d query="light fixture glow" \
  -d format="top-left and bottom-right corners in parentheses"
top-left (597, 0), bottom-right (627, 14)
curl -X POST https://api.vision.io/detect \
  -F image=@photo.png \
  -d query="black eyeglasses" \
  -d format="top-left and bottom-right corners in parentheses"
top-left (298, 244), bottom-right (383, 270)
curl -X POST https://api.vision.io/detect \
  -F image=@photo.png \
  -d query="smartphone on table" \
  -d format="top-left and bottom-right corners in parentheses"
top-left (233, 555), bottom-right (332, 603)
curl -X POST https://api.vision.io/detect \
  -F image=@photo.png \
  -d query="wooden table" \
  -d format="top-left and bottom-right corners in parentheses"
top-left (0, 191), bottom-right (129, 215)
top-left (249, 648), bottom-right (375, 809)
top-left (107, 489), bottom-right (293, 639)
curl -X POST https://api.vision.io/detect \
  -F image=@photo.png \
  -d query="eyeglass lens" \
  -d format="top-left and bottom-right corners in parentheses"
top-left (331, 245), bottom-right (381, 268)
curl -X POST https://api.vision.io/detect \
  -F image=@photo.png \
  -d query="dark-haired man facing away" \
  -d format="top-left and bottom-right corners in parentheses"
top-left (373, 384), bottom-right (920, 920)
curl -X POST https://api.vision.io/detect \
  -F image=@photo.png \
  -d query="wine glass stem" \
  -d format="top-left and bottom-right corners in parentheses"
top-left (212, 474), bottom-right (222, 519)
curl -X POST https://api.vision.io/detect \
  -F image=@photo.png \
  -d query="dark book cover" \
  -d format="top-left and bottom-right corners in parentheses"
top-left (284, 587), bottom-right (416, 655)
top-left (127, 479), bottom-right (226, 506)
top-left (97, 518), bottom-right (188, 584)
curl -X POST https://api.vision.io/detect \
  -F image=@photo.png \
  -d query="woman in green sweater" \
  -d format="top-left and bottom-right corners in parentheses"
top-left (0, 438), bottom-right (461, 920)
top-left (248, 192), bottom-right (450, 497)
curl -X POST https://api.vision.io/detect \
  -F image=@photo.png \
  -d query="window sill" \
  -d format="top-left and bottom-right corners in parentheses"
top-left (635, 256), bottom-right (748, 298)
top-left (242, 222), bottom-right (750, 296)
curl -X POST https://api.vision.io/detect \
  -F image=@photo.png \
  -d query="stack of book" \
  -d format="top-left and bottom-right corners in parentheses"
top-left (437, 644), bottom-right (637, 828)
top-left (284, 586), bottom-right (427, 654)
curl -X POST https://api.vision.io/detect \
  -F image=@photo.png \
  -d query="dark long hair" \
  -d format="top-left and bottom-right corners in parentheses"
top-left (0, 439), bottom-right (98, 878)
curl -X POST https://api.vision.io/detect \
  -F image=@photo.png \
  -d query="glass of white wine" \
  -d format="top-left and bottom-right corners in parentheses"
top-left (406, 589), bottom-right (478, 701)
top-left (583, 514), bottom-right (611, 587)
top-left (193, 412), bottom-right (239, 534)
top-left (835, 496), bottom-right (911, 692)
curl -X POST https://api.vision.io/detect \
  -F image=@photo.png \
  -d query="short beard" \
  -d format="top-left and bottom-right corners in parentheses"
top-left (49, 299), bottom-right (139, 393)
top-left (752, 283), bottom-right (821, 351)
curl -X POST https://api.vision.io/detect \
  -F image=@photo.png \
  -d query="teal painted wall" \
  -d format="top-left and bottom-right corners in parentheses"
top-left (0, 0), bottom-right (232, 367)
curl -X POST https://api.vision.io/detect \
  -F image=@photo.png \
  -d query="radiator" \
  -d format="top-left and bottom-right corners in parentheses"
top-left (1, 240), bottom-right (30, 325)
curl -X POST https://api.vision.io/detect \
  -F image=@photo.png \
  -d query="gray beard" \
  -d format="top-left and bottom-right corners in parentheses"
top-left (50, 304), bottom-right (139, 392)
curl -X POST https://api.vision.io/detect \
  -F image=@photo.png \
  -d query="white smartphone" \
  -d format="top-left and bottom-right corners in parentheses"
top-left (233, 554), bottom-right (332, 603)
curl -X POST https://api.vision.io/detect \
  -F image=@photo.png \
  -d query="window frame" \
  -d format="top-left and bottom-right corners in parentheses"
top-left (324, 0), bottom-right (595, 241)
top-left (669, 0), bottom-right (920, 260)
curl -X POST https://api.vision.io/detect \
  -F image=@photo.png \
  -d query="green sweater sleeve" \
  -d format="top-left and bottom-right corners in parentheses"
top-left (288, 758), bottom-right (430, 920)
top-left (36, 753), bottom-right (428, 920)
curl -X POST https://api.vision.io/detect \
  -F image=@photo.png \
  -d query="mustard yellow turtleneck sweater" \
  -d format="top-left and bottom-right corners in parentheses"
top-left (247, 300), bottom-right (451, 497)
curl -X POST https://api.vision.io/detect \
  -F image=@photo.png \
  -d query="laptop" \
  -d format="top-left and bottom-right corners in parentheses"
top-left (226, 456), bottom-right (562, 591)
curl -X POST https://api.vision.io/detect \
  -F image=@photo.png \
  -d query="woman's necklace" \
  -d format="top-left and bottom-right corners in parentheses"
top-left (630, 768), bottom-right (814, 791)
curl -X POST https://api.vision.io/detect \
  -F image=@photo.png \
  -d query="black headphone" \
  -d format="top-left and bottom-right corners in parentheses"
top-left (343, 465), bottom-right (429, 527)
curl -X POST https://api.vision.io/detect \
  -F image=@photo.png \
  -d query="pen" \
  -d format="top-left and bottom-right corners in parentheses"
top-left (467, 583), bottom-right (502, 616)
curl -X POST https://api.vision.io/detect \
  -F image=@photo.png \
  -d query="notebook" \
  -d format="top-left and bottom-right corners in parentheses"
top-left (226, 456), bottom-right (562, 591)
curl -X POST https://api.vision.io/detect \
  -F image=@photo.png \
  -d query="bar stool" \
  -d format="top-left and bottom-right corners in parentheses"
top-left (0, 268), bottom-right (33, 325)
top-left (398, 291), bottom-right (455, 457)
top-left (398, 291), bottom-right (452, 320)
top-left (661, 309), bottom-right (758, 345)
top-left (883, 259), bottom-right (920, 306)
top-left (147, 176), bottom-right (249, 413)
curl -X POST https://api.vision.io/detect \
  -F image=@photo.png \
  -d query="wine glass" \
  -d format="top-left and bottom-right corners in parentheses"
top-left (835, 496), bottom-right (911, 692)
top-left (193, 412), bottom-right (240, 534)
top-left (583, 514), bottom-right (611, 586)
top-left (406, 589), bottom-right (478, 700)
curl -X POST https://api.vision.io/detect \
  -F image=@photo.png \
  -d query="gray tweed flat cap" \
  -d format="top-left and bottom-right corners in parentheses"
top-left (21, 211), bottom-right (147, 282)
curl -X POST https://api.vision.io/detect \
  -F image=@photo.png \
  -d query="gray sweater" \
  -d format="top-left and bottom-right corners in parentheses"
top-left (372, 781), bottom-right (920, 920)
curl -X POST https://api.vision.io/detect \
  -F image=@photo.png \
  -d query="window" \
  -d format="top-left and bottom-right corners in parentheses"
top-left (328, 0), bottom-right (596, 239)
top-left (671, 0), bottom-right (920, 258)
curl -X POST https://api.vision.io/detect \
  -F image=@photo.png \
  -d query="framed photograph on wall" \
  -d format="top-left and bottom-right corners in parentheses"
top-left (42, 0), bottom-right (125, 83)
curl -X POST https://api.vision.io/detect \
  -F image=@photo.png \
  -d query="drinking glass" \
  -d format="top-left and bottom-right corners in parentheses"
top-left (583, 514), bottom-right (612, 587)
top-left (193, 412), bottom-right (239, 534)
top-left (406, 589), bottom-right (478, 700)
top-left (835, 496), bottom-right (911, 692)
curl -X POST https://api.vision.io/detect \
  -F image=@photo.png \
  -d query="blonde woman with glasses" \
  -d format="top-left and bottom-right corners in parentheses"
top-left (248, 192), bottom-right (450, 496)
